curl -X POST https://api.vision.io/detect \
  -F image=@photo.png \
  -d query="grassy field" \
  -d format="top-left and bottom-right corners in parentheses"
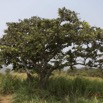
top-left (0, 69), bottom-right (103, 103)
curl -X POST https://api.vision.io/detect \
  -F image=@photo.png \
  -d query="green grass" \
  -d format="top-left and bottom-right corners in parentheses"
top-left (0, 70), bottom-right (103, 103)
top-left (12, 76), bottom-right (103, 103)
top-left (0, 73), bottom-right (22, 94)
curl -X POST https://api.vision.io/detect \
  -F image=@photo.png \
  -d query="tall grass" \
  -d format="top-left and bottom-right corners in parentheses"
top-left (13, 76), bottom-right (103, 103)
top-left (0, 73), bottom-right (21, 94)
top-left (0, 71), bottom-right (103, 103)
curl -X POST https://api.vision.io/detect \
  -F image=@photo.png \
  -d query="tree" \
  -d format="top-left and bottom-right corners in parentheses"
top-left (0, 8), bottom-right (82, 87)
top-left (0, 7), bottom-right (103, 87)
top-left (62, 19), bottom-right (103, 70)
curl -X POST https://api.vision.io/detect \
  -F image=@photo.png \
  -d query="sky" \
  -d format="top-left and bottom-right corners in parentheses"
top-left (0, 0), bottom-right (103, 37)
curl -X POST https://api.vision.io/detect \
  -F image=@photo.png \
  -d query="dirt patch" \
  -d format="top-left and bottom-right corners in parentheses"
top-left (0, 95), bottom-right (12, 103)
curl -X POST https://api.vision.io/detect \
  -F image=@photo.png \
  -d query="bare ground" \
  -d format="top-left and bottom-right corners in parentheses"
top-left (0, 95), bottom-right (12, 103)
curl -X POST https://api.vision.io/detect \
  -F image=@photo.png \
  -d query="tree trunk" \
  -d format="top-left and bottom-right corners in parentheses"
top-left (38, 68), bottom-right (54, 88)
top-left (21, 59), bottom-right (33, 81)
top-left (38, 73), bottom-right (48, 88)
top-left (26, 70), bottom-right (33, 81)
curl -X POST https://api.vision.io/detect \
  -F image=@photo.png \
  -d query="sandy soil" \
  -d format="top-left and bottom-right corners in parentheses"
top-left (0, 95), bottom-right (12, 103)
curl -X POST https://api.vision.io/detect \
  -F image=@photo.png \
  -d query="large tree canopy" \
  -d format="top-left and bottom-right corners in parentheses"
top-left (0, 7), bottom-right (103, 87)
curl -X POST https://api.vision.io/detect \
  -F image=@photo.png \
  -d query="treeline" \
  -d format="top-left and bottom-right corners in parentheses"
top-left (0, 7), bottom-right (103, 87)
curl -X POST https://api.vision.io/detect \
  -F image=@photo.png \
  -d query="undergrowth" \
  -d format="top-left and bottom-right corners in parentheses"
top-left (0, 71), bottom-right (103, 103)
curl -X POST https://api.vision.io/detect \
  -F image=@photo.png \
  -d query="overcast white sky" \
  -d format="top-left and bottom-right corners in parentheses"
top-left (0, 0), bottom-right (103, 37)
